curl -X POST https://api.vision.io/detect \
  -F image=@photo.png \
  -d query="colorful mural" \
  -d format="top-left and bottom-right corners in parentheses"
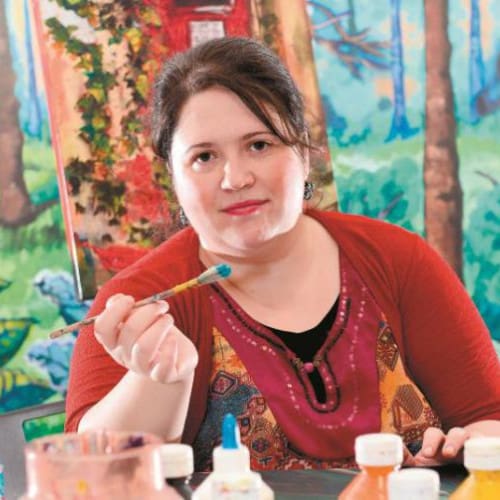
top-left (0, 0), bottom-right (498, 415)
top-left (308, 0), bottom-right (499, 353)
top-left (0, 0), bottom-right (81, 412)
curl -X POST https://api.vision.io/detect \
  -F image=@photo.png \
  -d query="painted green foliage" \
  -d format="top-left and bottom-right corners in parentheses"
top-left (46, 0), bottom-right (174, 242)
top-left (465, 184), bottom-right (500, 340)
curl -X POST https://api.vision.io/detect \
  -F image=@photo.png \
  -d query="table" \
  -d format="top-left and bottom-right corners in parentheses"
top-left (192, 465), bottom-right (468, 499)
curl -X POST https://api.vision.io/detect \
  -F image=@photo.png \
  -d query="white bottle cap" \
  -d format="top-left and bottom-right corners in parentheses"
top-left (213, 443), bottom-right (251, 474)
top-left (464, 437), bottom-right (500, 470)
top-left (388, 469), bottom-right (440, 499)
top-left (158, 444), bottom-right (194, 479)
top-left (355, 433), bottom-right (404, 466)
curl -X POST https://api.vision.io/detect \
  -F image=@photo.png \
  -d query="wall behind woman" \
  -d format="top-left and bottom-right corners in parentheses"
top-left (0, 0), bottom-right (498, 415)
top-left (309, 0), bottom-right (499, 354)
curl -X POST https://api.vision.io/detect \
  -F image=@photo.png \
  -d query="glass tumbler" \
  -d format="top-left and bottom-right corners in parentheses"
top-left (21, 430), bottom-right (180, 499)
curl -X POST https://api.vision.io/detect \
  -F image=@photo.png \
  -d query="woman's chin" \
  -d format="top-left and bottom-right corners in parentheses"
top-left (203, 229), bottom-right (276, 257)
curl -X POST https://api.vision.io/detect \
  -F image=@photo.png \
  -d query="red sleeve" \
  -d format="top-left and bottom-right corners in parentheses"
top-left (399, 234), bottom-right (500, 429)
top-left (65, 277), bottom-right (138, 432)
top-left (65, 231), bottom-right (206, 432)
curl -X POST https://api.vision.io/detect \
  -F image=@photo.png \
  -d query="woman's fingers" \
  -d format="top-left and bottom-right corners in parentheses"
top-left (150, 334), bottom-right (179, 383)
top-left (94, 294), bottom-right (135, 348)
top-left (172, 328), bottom-right (199, 378)
top-left (413, 426), bottom-right (468, 466)
top-left (130, 314), bottom-right (175, 373)
top-left (441, 427), bottom-right (468, 458)
top-left (151, 325), bottom-right (199, 383)
top-left (117, 300), bottom-right (170, 356)
top-left (421, 427), bottom-right (446, 457)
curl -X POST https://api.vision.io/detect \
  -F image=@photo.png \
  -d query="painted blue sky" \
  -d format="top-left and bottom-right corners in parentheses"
top-left (307, 0), bottom-right (500, 143)
top-left (5, 0), bottom-right (49, 139)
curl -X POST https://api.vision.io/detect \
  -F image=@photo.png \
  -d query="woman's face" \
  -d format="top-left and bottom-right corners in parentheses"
top-left (170, 86), bottom-right (309, 257)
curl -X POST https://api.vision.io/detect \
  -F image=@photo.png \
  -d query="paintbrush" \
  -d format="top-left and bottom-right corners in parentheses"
top-left (48, 263), bottom-right (232, 339)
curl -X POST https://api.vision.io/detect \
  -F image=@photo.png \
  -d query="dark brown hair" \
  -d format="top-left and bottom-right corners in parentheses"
top-left (151, 37), bottom-right (310, 163)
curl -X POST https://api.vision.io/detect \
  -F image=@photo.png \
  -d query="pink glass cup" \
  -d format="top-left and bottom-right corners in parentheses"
top-left (22, 430), bottom-right (180, 499)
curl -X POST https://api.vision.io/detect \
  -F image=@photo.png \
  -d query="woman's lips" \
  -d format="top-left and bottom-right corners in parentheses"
top-left (221, 200), bottom-right (268, 216)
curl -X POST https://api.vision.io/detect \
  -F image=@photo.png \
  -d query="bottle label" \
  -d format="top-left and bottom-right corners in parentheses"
top-left (211, 477), bottom-right (259, 499)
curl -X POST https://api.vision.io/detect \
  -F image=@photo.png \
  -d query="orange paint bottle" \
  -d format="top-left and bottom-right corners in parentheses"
top-left (339, 433), bottom-right (404, 500)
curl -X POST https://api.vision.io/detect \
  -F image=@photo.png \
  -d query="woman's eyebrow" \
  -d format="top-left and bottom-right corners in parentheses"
top-left (241, 130), bottom-right (272, 139)
top-left (184, 142), bottom-right (213, 155)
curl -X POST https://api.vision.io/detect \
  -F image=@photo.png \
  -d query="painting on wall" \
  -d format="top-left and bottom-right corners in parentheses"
top-left (0, 0), bottom-right (86, 415)
top-left (308, 0), bottom-right (499, 351)
top-left (31, 0), bottom-right (336, 301)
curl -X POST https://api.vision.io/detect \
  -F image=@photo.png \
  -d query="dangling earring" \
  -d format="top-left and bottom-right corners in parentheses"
top-left (178, 207), bottom-right (189, 226)
top-left (304, 180), bottom-right (315, 201)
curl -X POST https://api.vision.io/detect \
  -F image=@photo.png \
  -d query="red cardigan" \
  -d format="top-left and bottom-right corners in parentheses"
top-left (65, 210), bottom-right (500, 443)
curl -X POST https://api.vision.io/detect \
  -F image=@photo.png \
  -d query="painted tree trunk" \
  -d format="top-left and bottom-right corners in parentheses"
top-left (250, 0), bottom-right (337, 209)
top-left (0, 2), bottom-right (31, 227)
top-left (423, 0), bottom-right (463, 279)
top-left (0, 3), bottom-right (54, 228)
top-left (23, 0), bottom-right (42, 138)
top-left (386, 0), bottom-right (419, 142)
top-left (469, 0), bottom-right (486, 123)
top-left (347, 0), bottom-right (357, 34)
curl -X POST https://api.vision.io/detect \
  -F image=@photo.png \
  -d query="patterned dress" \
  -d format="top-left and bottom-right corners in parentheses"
top-left (193, 251), bottom-right (441, 471)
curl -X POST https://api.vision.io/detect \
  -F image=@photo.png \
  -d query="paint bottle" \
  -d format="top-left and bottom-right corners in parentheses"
top-left (449, 437), bottom-right (500, 500)
top-left (192, 413), bottom-right (274, 500)
top-left (388, 468), bottom-right (440, 499)
top-left (159, 444), bottom-right (194, 499)
top-left (338, 433), bottom-right (404, 500)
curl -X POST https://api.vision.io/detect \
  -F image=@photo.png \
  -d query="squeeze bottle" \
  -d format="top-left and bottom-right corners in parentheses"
top-left (388, 468), bottom-right (440, 499)
top-left (449, 437), bottom-right (500, 500)
top-left (192, 413), bottom-right (274, 500)
top-left (339, 433), bottom-right (404, 500)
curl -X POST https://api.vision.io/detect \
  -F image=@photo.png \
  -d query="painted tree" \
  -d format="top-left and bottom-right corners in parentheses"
top-left (307, 0), bottom-right (388, 148)
top-left (423, 0), bottom-right (463, 279)
top-left (253, 0), bottom-right (337, 208)
top-left (0, 2), bottom-right (55, 228)
top-left (347, 0), bottom-right (356, 35)
top-left (469, 0), bottom-right (486, 123)
top-left (385, 0), bottom-right (419, 142)
top-left (475, 54), bottom-right (500, 117)
top-left (23, 0), bottom-right (43, 138)
top-left (308, 0), bottom-right (389, 80)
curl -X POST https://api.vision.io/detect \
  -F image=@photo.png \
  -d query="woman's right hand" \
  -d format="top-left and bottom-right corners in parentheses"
top-left (93, 293), bottom-right (199, 384)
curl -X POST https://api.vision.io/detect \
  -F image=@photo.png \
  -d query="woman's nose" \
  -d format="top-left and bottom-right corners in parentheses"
top-left (220, 159), bottom-right (255, 191)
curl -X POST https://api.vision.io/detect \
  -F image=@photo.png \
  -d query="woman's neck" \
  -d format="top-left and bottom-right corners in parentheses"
top-left (198, 214), bottom-right (340, 331)
top-left (199, 214), bottom-right (312, 285)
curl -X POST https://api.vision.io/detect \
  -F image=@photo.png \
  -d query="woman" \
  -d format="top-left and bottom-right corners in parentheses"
top-left (66, 37), bottom-right (500, 471)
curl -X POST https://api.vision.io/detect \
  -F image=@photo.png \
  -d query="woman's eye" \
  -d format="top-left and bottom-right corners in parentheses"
top-left (195, 151), bottom-right (213, 163)
top-left (250, 140), bottom-right (270, 152)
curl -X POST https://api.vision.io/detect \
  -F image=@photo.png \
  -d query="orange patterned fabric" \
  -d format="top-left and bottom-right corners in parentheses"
top-left (376, 319), bottom-right (441, 444)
